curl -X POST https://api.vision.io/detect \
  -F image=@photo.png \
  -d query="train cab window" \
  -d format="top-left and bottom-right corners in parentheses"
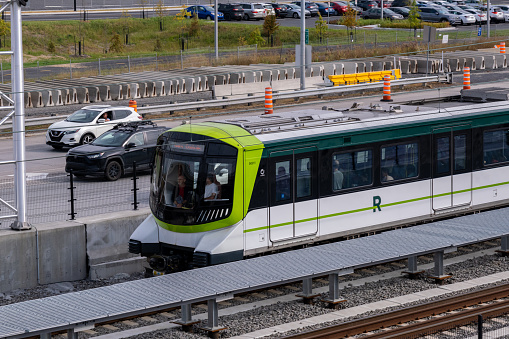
top-left (296, 158), bottom-right (311, 198)
top-left (275, 160), bottom-right (291, 202)
top-left (332, 149), bottom-right (372, 190)
top-left (380, 143), bottom-right (419, 182)
top-left (483, 129), bottom-right (509, 166)
top-left (203, 161), bottom-right (235, 201)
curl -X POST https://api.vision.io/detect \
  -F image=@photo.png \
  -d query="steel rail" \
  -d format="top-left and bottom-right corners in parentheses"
top-left (366, 298), bottom-right (509, 338)
top-left (283, 282), bottom-right (509, 339)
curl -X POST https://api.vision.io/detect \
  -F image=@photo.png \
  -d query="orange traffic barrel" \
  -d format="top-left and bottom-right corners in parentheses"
top-left (381, 75), bottom-right (393, 102)
top-left (129, 99), bottom-right (138, 112)
top-left (463, 67), bottom-right (470, 90)
top-left (501, 42), bottom-right (506, 54)
top-left (265, 87), bottom-right (273, 114)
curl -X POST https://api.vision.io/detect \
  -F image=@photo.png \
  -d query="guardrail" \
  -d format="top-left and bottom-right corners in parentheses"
top-left (0, 74), bottom-right (452, 131)
top-left (138, 74), bottom-right (452, 114)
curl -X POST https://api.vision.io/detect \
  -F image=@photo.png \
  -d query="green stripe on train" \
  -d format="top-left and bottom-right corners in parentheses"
top-left (243, 180), bottom-right (509, 233)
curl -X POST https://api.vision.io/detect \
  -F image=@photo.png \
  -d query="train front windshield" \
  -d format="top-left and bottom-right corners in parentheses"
top-left (150, 133), bottom-right (238, 226)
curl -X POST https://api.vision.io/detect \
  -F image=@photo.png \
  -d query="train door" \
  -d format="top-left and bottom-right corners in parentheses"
top-left (432, 126), bottom-right (472, 212)
top-left (269, 147), bottom-right (318, 242)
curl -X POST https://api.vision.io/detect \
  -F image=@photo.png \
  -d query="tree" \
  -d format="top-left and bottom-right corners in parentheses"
top-left (139, 0), bottom-right (149, 19)
top-left (119, 10), bottom-right (133, 45)
top-left (155, 0), bottom-right (166, 31)
top-left (188, 13), bottom-right (200, 37)
top-left (247, 27), bottom-right (266, 46)
top-left (262, 15), bottom-right (279, 47)
top-left (342, 6), bottom-right (357, 35)
top-left (47, 41), bottom-right (56, 53)
top-left (407, 0), bottom-right (421, 37)
top-left (315, 14), bottom-right (328, 44)
top-left (109, 33), bottom-right (124, 53)
top-left (154, 38), bottom-right (162, 52)
top-left (238, 36), bottom-right (247, 46)
top-left (0, 20), bottom-right (10, 48)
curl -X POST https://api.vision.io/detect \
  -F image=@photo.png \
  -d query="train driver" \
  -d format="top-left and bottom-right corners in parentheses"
top-left (204, 174), bottom-right (218, 200)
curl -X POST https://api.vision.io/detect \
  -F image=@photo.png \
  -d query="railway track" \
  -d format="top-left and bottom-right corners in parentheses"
top-left (284, 281), bottom-right (509, 339)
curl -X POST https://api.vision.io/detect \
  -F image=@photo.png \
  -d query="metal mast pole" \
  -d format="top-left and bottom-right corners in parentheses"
top-left (300, 4), bottom-right (305, 90)
top-left (214, 0), bottom-right (218, 60)
top-left (10, 0), bottom-right (29, 230)
top-left (487, 0), bottom-right (491, 38)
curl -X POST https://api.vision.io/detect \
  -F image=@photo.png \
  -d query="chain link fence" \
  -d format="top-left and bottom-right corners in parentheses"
top-left (0, 160), bottom-right (150, 229)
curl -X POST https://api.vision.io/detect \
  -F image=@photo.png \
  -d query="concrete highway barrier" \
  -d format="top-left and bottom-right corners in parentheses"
top-left (0, 209), bottom-right (150, 293)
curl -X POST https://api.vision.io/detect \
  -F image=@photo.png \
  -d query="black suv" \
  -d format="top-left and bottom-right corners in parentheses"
top-left (217, 3), bottom-right (244, 20)
top-left (65, 121), bottom-right (167, 181)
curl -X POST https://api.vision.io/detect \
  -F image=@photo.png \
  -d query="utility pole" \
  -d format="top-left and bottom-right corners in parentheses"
top-left (300, 3), bottom-right (305, 90)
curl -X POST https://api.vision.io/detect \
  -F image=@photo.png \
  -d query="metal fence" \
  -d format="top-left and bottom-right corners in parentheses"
top-left (6, 32), bottom-right (502, 83)
top-left (0, 159), bottom-right (149, 229)
top-left (25, 0), bottom-right (193, 11)
top-left (407, 314), bottom-right (509, 339)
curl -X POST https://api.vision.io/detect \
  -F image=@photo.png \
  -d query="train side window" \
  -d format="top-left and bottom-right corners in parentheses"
top-left (275, 160), bottom-right (291, 202)
top-left (436, 137), bottom-right (450, 175)
top-left (483, 129), bottom-right (509, 166)
top-left (332, 149), bottom-right (372, 190)
top-left (454, 135), bottom-right (467, 171)
top-left (296, 158), bottom-right (311, 198)
top-left (380, 142), bottom-right (419, 182)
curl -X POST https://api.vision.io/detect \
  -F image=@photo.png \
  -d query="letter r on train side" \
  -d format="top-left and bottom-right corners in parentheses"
top-left (373, 196), bottom-right (381, 212)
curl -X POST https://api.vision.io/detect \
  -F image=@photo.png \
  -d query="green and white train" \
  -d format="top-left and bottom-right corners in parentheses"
top-left (129, 101), bottom-right (509, 273)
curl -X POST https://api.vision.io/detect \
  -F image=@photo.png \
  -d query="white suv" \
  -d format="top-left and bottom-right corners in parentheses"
top-left (46, 105), bottom-right (142, 149)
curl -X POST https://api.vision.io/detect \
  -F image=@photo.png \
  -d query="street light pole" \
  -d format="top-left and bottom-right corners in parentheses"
top-left (300, 4), bottom-right (306, 90)
top-left (214, 0), bottom-right (218, 60)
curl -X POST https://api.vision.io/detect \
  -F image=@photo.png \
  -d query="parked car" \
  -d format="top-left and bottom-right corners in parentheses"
top-left (217, 3), bottom-right (244, 20)
top-left (447, 9), bottom-right (476, 24)
top-left (391, 0), bottom-right (412, 7)
top-left (316, 2), bottom-right (336, 15)
top-left (462, 7), bottom-right (487, 23)
top-left (261, 3), bottom-right (276, 15)
top-left (488, 6), bottom-right (506, 22)
top-left (373, 0), bottom-right (392, 8)
top-left (292, 1), bottom-right (320, 16)
top-left (389, 6), bottom-right (410, 16)
top-left (286, 3), bottom-right (312, 17)
top-left (331, 1), bottom-right (350, 14)
top-left (419, 6), bottom-right (462, 25)
top-left (271, 3), bottom-right (289, 17)
top-left (65, 121), bottom-right (167, 181)
top-left (184, 5), bottom-right (224, 20)
top-left (357, 0), bottom-right (378, 10)
top-left (46, 105), bottom-right (142, 149)
top-left (239, 3), bottom-right (266, 20)
top-left (362, 7), bottom-right (404, 18)
top-left (464, 0), bottom-right (481, 8)
top-left (494, 5), bottom-right (509, 21)
top-left (476, 5), bottom-right (505, 22)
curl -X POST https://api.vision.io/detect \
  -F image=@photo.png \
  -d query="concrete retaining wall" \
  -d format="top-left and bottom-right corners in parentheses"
top-left (0, 209), bottom-right (151, 293)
